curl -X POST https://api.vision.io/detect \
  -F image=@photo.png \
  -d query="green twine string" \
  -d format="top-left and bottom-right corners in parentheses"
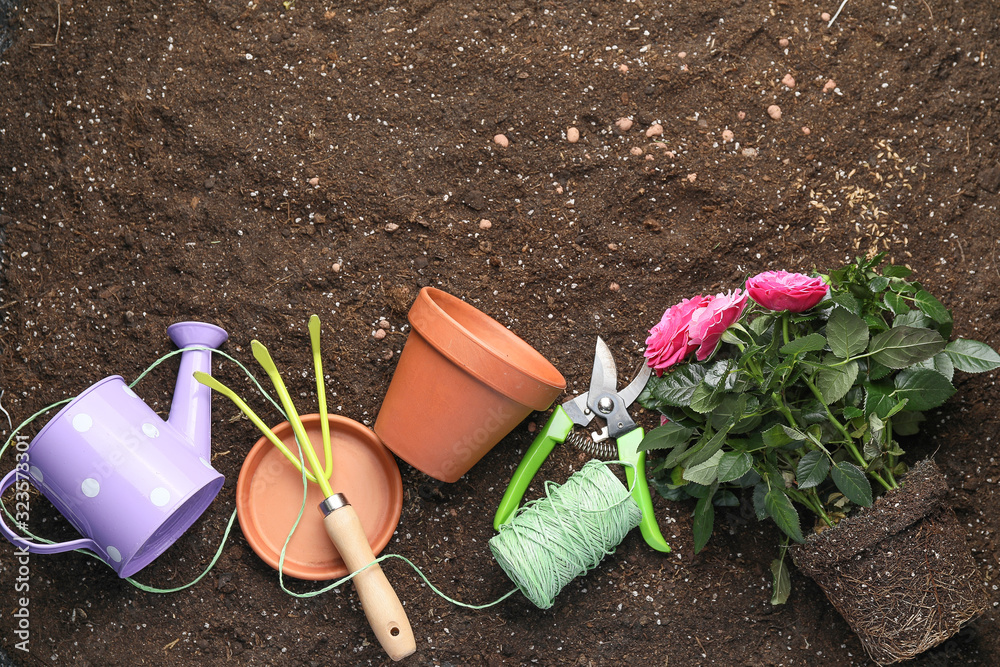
top-left (0, 347), bottom-right (643, 610)
top-left (490, 459), bottom-right (642, 609)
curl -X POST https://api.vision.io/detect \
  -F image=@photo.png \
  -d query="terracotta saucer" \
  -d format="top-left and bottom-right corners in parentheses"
top-left (236, 414), bottom-right (403, 581)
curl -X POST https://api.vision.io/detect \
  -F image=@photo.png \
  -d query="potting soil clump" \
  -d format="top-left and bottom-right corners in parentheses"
top-left (793, 460), bottom-right (990, 665)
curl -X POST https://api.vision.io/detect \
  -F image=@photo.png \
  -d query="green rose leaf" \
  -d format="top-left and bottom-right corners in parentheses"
top-left (864, 312), bottom-right (890, 333)
top-left (779, 425), bottom-right (807, 443)
top-left (868, 275), bottom-right (890, 293)
top-left (883, 291), bottom-right (909, 315)
top-left (893, 368), bottom-right (956, 411)
top-left (798, 400), bottom-right (829, 426)
top-left (717, 451), bottom-right (753, 483)
top-left (828, 308), bottom-right (869, 359)
top-left (721, 323), bottom-right (753, 346)
top-left (863, 382), bottom-right (895, 418)
top-left (842, 405), bottom-right (864, 420)
top-left (690, 383), bottom-right (725, 413)
top-left (831, 461), bottom-right (873, 507)
top-left (891, 410), bottom-right (925, 436)
top-left (883, 264), bottom-right (913, 279)
top-left (763, 424), bottom-right (794, 448)
top-left (913, 351), bottom-right (955, 382)
top-left (869, 326), bottom-right (945, 369)
top-left (865, 413), bottom-right (886, 459)
top-left (650, 476), bottom-right (687, 501)
top-left (831, 291), bottom-right (861, 315)
top-left (914, 289), bottom-right (952, 324)
top-left (945, 339), bottom-right (1000, 374)
top-left (865, 359), bottom-right (893, 381)
top-left (770, 558), bottom-right (791, 606)
top-left (752, 483), bottom-right (768, 520)
top-left (682, 480), bottom-right (712, 498)
top-left (714, 490), bottom-right (740, 507)
top-left (711, 394), bottom-right (747, 431)
top-left (796, 450), bottom-right (830, 489)
top-left (684, 427), bottom-right (731, 467)
top-left (641, 364), bottom-right (707, 409)
top-left (692, 491), bottom-right (716, 554)
top-left (732, 468), bottom-right (762, 487)
top-left (884, 398), bottom-right (910, 420)
top-left (638, 422), bottom-right (696, 452)
top-left (683, 449), bottom-right (724, 485)
top-left (893, 310), bottom-right (932, 329)
top-left (750, 314), bottom-right (774, 336)
top-left (888, 278), bottom-right (919, 295)
top-left (660, 439), bottom-right (693, 469)
top-left (817, 360), bottom-right (859, 404)
top-left (703, 359), bottom-right (736, 389)
top-left (765, 488), bottom-right (804, 543)
top-left (780, 333), bottom-right (827, 356)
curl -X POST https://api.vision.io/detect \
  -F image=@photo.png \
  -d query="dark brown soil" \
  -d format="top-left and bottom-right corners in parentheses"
top-left (1, 1), bottom-right (999, 665)
top-left (794, 460), bottom-right (989, 665)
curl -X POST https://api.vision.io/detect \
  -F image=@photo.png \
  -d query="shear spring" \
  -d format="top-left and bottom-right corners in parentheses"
top-left (566, 430), bottom-right (617, 460)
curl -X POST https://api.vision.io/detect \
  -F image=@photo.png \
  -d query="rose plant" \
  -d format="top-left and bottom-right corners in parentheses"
top-left (637, 255), bottom-right (1000, 602)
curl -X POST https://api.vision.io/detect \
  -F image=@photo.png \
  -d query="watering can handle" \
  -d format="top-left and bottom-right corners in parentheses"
top-left (323, 500), bottom-right (416, 661)
top-left (0, 469), bottom-right (101, 555)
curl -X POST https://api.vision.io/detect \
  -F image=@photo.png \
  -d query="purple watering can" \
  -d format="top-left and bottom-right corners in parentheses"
top-left (0, 321), bottom-right (228, 577)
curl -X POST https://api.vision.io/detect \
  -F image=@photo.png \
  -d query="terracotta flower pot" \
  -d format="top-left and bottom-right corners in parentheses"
top-left (792, 459), bottom-right (989, 665)
top-left (374, 287), bottom-right (565, 483)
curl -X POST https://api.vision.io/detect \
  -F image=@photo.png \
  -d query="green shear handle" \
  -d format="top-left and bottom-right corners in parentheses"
top-left (616, 428), bottom-right (671, 553)
top-left (494, 406), bottom-right (670, 553)
top-left (494, 406), bottom-right (575, 530)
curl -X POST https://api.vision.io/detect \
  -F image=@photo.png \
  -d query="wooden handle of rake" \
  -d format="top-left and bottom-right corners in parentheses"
top-left (323, 500), bottom-right (415, 661)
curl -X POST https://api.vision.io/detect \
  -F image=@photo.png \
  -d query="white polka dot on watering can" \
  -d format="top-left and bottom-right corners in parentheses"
top-left (141, 423), bottom-right (160, 438)
top-left (29, 466), bottom-right (43, 484)
top-left (72, 413), bottom-right (93, 432)
top-left (106, 546), bottom-right (122, 562)
top-left (121, 384), bottom-right (140, 399)
top-left (81, 478), bottom-right (101, 497)
top-left (150, 487), bottom-right (171, 507)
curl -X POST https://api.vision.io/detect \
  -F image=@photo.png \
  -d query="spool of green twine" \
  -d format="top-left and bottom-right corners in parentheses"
top-left (489, 459), bottom-right (642, 609)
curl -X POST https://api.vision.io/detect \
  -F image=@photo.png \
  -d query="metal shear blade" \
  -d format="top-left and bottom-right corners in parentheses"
top-left (587, 337), bottom-right (650, 441)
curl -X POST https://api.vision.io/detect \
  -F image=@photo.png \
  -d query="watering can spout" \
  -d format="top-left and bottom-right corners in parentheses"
top-left (167, 321), bottom-right (229, 460)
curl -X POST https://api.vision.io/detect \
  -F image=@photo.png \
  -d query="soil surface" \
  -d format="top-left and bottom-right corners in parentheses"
top-left (1, 1), bottom-right (999, 665)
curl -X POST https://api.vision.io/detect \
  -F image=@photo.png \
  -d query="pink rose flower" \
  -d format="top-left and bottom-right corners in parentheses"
top-left (688, 289), bottom-right (749, 361)
top-left (745, 271), bottom-right (829, 313)
top-left (644, 295), bottom-right (709, 375)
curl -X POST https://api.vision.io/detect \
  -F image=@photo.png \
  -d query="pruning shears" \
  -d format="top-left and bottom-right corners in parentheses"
top-left (494, 337), bottom-right (671, 553)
